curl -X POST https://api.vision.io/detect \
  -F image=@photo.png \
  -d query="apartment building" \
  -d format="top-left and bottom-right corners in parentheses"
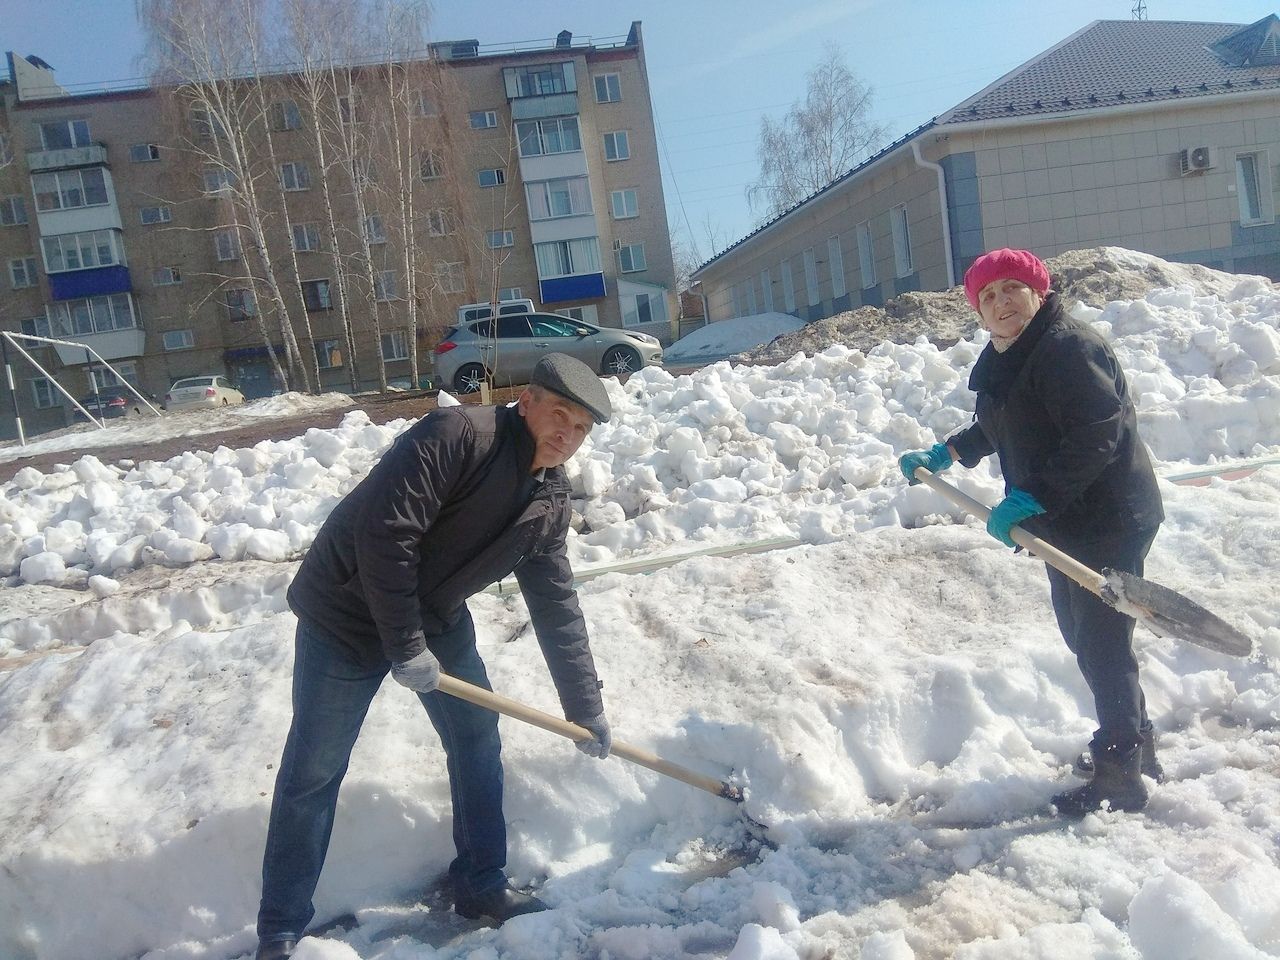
top-left (693, 15), bottom-right (1280, 324)
top-left (0, 21), bottom-right (676, 440)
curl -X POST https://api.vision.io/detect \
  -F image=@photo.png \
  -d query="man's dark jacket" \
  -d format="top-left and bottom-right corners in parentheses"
top-left (288, 403), bottom-right (603, 721)
top-left (947, 293), bottom-right (1163, 550)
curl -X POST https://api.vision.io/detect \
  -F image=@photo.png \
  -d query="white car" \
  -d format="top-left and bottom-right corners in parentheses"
top-left (164, 375), bottom-right (246, 412)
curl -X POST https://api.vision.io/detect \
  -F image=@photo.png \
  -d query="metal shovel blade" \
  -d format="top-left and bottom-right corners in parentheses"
top-left (1102, 568), bottom-right (1253, 657)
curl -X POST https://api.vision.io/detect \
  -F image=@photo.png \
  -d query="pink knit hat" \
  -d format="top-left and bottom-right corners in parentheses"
top-left (963, 249), bottom-right (1051, 311)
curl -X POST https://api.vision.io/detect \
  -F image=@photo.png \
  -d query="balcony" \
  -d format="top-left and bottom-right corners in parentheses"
top-left (48, 265), bottom-right (132, 301)
top-left (540, 273), bottom-right (606, 304)
top-left (27, 143), bottom-right (109, 172)
top-left (52, 327), bottom-right (145, 365)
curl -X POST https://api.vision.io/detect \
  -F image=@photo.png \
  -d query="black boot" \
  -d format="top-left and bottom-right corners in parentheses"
top-left (1054, 742), bottom-right (1148, 818)
top-left (254, 939), bottom-right (296, 960)
top-left (1074, 731), bottom-right (1164, 783)
top-left (455, 883), bottom-right (548, 922)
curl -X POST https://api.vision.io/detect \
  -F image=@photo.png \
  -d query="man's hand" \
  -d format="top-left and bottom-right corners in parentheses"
top-left (391, 648), bottom-right (441, 693)
top-left (986, 489), bottom-right (1046, 547)
top-left (574, 713), bottom-right (612, 759)
top-left (898, 442), bottom-right (953, 485)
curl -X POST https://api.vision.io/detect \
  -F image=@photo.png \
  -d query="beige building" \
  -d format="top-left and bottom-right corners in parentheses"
top-left (0, 22), bottom-right (676, 439)
top-left (693, 15), bottom-right (1280, 324)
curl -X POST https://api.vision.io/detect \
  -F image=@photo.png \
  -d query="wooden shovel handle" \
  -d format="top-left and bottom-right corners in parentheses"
top-left (435, 673), bottom-right (743, 801)
top-left (913, 467), bottom-right (1107, 596)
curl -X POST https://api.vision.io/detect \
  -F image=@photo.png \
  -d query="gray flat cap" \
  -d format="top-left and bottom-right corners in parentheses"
top-left (531, 352), bottom-right (612, 424)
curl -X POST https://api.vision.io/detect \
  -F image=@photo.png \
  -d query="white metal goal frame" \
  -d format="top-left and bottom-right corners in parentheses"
top-left (1, 331), bottom-right (163, 445)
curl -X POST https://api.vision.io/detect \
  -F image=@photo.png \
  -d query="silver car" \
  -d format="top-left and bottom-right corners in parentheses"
top-left (432, 312), bottom-right (663, 393)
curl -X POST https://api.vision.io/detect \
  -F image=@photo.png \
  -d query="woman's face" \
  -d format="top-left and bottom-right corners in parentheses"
top-left (977, 278), bottom-right (1044, 339)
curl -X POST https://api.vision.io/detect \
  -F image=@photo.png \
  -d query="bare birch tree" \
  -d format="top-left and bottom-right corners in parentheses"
top-left (747, 43), bottom-right (888, 223)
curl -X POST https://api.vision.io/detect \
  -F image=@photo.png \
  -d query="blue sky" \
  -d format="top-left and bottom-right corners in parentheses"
top-left (6, 0), bottom-right (1278, 259)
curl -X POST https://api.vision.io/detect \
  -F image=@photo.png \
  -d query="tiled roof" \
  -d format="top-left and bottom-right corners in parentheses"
top-left (940, 18), bottom-right (1280, 124)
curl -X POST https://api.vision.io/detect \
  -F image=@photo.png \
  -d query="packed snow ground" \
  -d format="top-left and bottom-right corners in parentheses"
top-left (2, 252), bottom-right (1279, 960)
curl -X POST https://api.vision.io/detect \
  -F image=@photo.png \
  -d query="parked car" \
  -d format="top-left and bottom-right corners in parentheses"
top-left (164, 375), bottom-right (246, 412)
top-left (74, 385), bottom-right (155, 421)
top-left (433, 312), bottom-right (664, 394)
top-left (455, 297), bottom-right (537, 325)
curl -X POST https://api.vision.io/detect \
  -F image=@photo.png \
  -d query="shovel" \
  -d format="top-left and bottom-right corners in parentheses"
top-left (435, 673), bottom-right (775, 846)
top-left (911, 468), bottom-right (1253, 657)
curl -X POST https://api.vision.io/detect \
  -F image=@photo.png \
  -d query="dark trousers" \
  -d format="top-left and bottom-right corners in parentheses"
top-left (1046, 528), bottom-right (1158, 753)
top-left (256, 610), bottom-right (506, 943)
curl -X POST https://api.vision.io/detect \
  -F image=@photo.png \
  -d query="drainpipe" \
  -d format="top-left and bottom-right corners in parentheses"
top-left (911, 139), bottom-right (957, 288)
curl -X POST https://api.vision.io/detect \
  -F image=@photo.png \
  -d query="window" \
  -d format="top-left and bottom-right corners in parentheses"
top-left (163, 329), bottom-right (196, 351)
top-left (49, 293), bottom-right (138, 336)
top-left (515, 117), bottom-right (581, 157)
top-left (603, 131), bottom-right (630, 161)
top-left (381, 330), bottom-right (409, 361)
top-left (39, 119), bottom-right (91, 150)
top-left (9, 257), bottom-right (38, 289)
top-left (140, 206), bottom-right (172, 225)
top-left (225, 288), bottom-right (257, 322)
top-left (425, 209), bottom-right (455, 237)
top-left (622, 291), bottom-right (668, 328)
top-left (153, 266), bottom-right (182, 286)
top-left (487, 229), bottom-right (514, 248)
top-left (411, 91), bottom-right (436, 117)
top-left (534, 237), bottom-right (602, 279)
top-left (594, 73), bottom-right (621, 104)
top-left (272, 99), bottom-right (302, 131)
top-left (89, 361), bottom-right (137, 391)
top-left (31, 377), bottom-right (60, 409)
top-left (436, 261), bottom-right (465, 293)
top-left (302, 278), bottom-right (332, 311)
top-left (374, 269), bottom-right (398, 301)
top-left (129, 143), bottom-right (161, 162)
top-left (503, 62), bottom-right (576, 98)
top-left (610, 189), bottom-right (638, 219)
top-left (780, 260), bottom-right (796, 312)
top-left (478, 168), bottom-right (506, 188)
top-left (280, 161), bottom-right (311, 191)
top-left (338, 95), bottom-right (355, 125)
top-left (856, 221), bottom-right (876, 288)
top-left (500, 286), bottom-right (522, 301)
top-left (190, 108), bottom-right (224, 139)
top-left (420, 151), bottom-right (443, 181)
top-left (828, 237), bottom-right (847, 300)
top-left (215, 230), bottom-right (240, 262)
top-left (364, 214), bottom-right (386, 244)
top-left (526, 176), bottom-right (591, 219)
top-left (891, 205), bottom-right (913, 277)
top-left (802, 248), bottom-right (819, 306)
top-left (315, 338), bottom-right (342, 368)
top-left (618, 243), bottom-right (646, 273)
top-left (1235, 152), bottom-right (1272, 224)
top-left (556, 304), bottom-right (598, 325)
top-left (0, 133), bottom-right (10, 165)
top-left (22, 315), bottom-right (52, 338)
top-left (1, 195), bottom-right (27, 226)
top-left (203, 167), bottom-right (237, 194)
top-left (469, 110), bottom-right (498, 129)
top-left (42, 230), bottom-right (122, 273)
top-left (33, 168), bottom-right (108, 211)
top-left (291, 222), bottom-right (321, 252)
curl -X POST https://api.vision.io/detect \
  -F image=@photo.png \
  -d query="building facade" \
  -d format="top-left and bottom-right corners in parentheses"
top-left (0, 21), bottom-right (676, 440)
top-left (693, 16), bottom-right (1280, 324)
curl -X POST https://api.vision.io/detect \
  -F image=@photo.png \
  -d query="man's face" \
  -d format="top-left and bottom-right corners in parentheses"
top-left (519, 387), bottom-right (595, 471)
top-left (977, 278), bottom-right (1044, 339)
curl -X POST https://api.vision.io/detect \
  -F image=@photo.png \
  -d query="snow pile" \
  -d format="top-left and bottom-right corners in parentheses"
top-left (0, 250), bottom-right (1278, 960)
top-left (664, 311), bottom-right (806, 365)
top-left (736, 245), bottom-right (1274, 362)
top-left (2, 250), bottom-right (1278, 608)
top-left (0, 391), bottom-right (355, 465)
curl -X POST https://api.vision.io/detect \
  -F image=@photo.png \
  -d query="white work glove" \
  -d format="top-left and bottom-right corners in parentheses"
top-left (574, 713), bottom-right (612, 759)
top-left (391, 648), bottom-right (441, 693)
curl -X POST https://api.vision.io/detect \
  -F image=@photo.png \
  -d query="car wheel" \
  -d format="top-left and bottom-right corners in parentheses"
top-left (602, 346), bottom-right (642, 377)
top-left (453, 363), bottom-right (488, 394)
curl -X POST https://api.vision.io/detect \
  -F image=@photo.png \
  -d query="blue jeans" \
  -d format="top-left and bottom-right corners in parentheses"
top-left (257, 611), bottom-right (507, 942)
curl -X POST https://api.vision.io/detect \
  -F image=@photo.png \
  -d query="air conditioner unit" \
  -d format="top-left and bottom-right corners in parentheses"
top-left (1179, 145), bottom-right (1217, 175)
